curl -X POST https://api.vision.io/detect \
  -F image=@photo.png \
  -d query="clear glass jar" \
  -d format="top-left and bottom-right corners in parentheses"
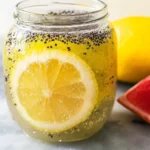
top-left (3, 0), bottom-right (117, 142)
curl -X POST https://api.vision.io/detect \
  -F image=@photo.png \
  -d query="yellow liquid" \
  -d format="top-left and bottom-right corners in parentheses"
top-left (4, 24), bottom-right (117, 142)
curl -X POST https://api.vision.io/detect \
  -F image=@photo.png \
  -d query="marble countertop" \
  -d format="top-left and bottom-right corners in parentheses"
top-left (0, 55), bottom-right (150, 150)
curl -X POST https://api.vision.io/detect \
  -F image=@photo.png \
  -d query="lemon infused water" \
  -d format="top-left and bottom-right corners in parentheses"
top-left (3, 0), bottom-right (117, 142)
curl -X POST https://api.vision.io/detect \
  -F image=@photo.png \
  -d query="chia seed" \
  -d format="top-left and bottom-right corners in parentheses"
top-left (48, 133), bottom-right (53, 138)
top-left (8, 58), bottom-right (12, 61)
top-left (5, 76), bottom-right (8, 82)
top-left (67, 47), bottom-right (71, 51)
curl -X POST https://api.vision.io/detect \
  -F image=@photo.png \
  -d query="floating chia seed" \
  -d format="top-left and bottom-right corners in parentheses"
top-left (73, 127), bottom-right (78, 131)
top-left (83, 53), bottom-right (87, 55)
top-left (48, 133), bottom-right (53, 138)
top-left (8, 58), bottom-right (12, 61)
top-left (5, 77), bottom-right (8, 82)
top-left (67, 47), bottom-right (71, 51)
top-left (48, 12), bottom-right (53, 15)
top-left (96, 109), bottom-right (101, 113)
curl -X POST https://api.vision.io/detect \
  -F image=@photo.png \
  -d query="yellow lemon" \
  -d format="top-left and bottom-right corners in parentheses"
top-left (11, 50), bottom-right (98, 133)
top-left (113, 16), bottom-right (150, 83)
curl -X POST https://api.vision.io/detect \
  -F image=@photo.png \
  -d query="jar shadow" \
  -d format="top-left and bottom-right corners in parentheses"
top-left (50, 111), bottom-right (150, 150)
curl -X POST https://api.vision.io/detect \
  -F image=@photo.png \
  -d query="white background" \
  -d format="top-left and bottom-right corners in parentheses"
top-left (1, 0), bottom-right (150, 37)
top-left (1, 0), bottom-right (20, 37)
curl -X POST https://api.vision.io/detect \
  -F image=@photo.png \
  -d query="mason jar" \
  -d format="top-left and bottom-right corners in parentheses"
top-left (3, 0), bottom-right (117, 142)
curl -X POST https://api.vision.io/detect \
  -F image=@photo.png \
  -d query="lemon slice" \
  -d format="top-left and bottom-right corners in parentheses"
top-left (11, 50), bottom-right (98, 133)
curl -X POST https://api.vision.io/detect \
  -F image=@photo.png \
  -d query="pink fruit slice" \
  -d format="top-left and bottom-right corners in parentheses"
top-left (118, 76), bottom-right (150, 123)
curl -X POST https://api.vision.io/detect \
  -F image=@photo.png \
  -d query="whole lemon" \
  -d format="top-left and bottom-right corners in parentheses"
top-left (113, 16), bottom-right (150, 83)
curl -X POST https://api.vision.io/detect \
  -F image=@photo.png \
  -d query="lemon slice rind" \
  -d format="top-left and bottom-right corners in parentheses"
top-left (11, 50), bottom-right (98, 133)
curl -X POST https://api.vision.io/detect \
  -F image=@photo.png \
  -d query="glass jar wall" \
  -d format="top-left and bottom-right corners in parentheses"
top-left (3, 0), bottom-right (117, 142)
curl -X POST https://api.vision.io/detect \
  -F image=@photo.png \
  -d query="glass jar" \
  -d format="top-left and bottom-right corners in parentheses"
top-left (3, 0), bottom-right (117, 142)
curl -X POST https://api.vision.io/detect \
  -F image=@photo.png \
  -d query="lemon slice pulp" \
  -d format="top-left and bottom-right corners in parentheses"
top-left (11, 50), bottom-right (98, 133)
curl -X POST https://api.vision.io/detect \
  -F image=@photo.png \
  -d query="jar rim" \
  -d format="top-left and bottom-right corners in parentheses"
top-left (14, 0), bottom-right (108, 26)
